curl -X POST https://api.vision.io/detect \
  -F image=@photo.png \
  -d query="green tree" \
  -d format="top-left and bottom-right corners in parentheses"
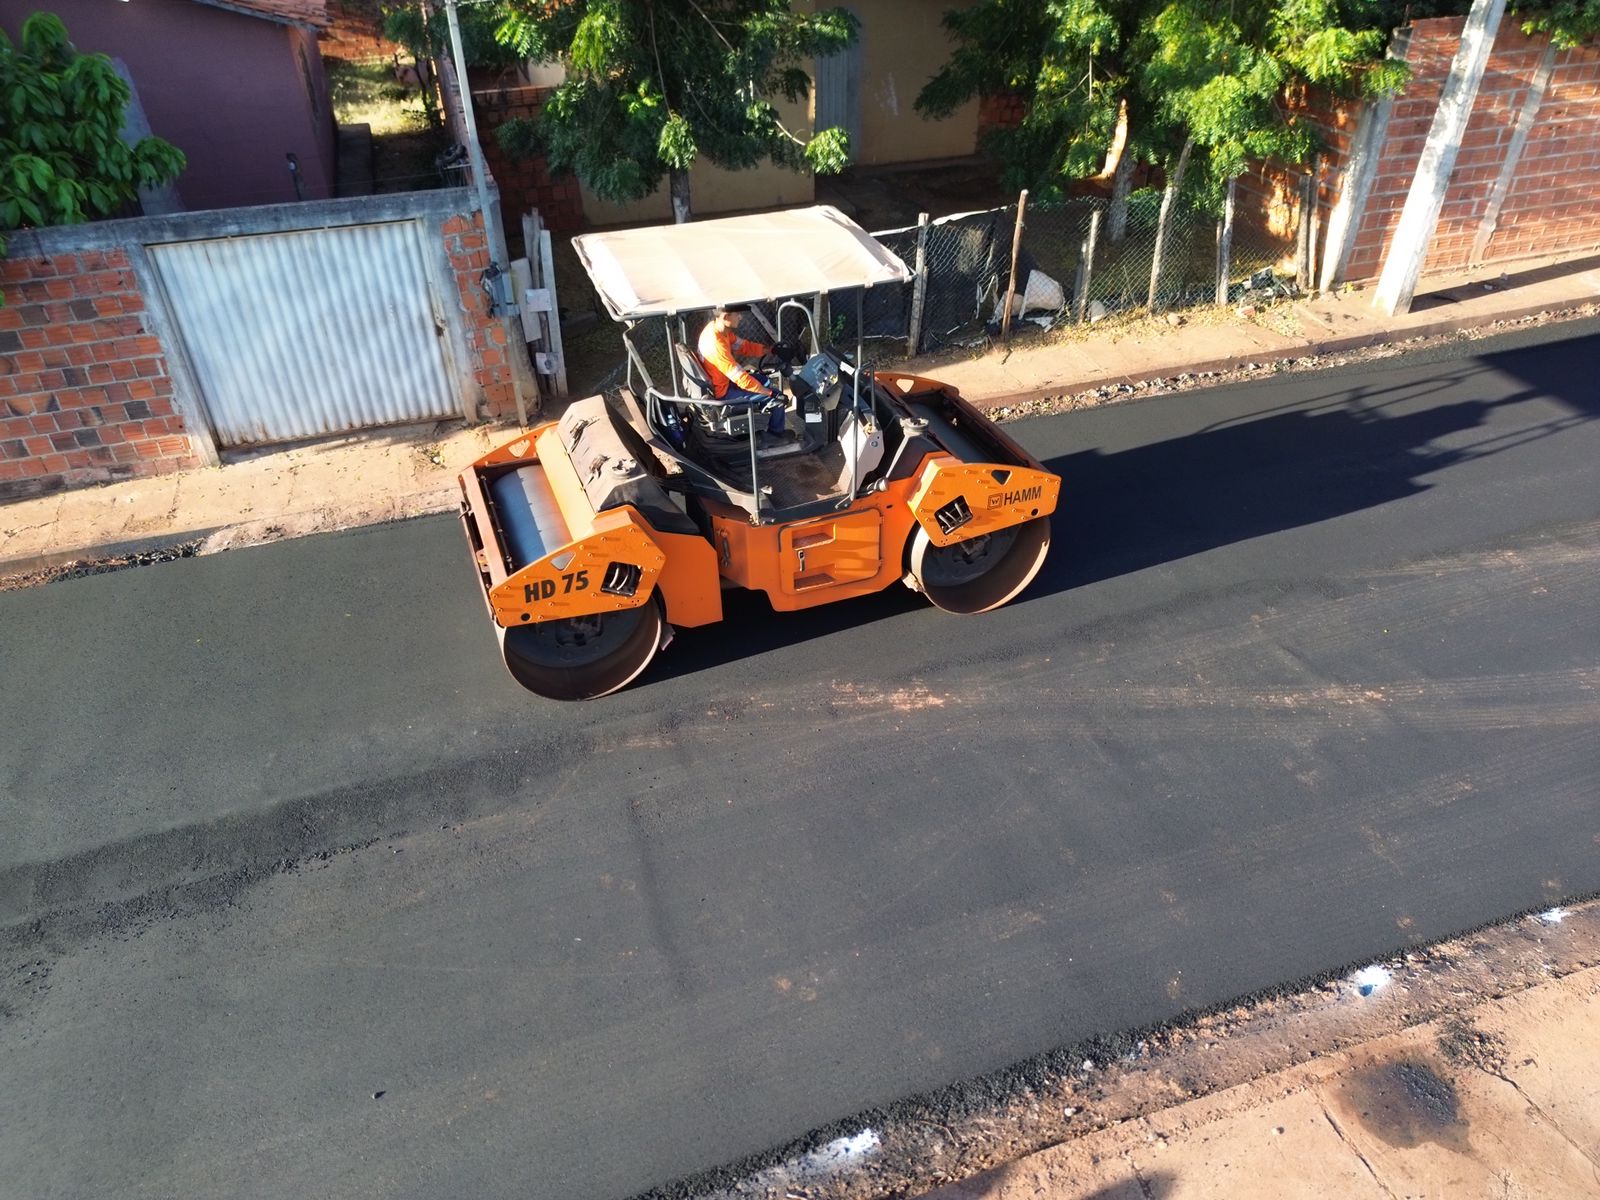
top-left (1358, 1), bottom-right (1598, 47)
top-left (381, 2), bottom-right (525, 128)
top-left (1511, 0), bottom-right (1600, 47)
top-left (916, 0), bottom-right (1142, 193)
top-left (491, 0), bottom-right (859, 222)
top-left (917, 1), bottom-right (1408, 238)
top-left (1136, 1), bottom-right (1408, 191)
top-left (0, 13), bottom-right (185, 254)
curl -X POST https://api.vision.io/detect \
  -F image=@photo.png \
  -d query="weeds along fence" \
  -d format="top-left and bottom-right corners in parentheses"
top-left (600, 184), bottom-right (1301, 389)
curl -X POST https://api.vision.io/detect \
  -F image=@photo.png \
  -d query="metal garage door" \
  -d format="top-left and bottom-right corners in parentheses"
top-left (149, 220), bottom-right (460, 447)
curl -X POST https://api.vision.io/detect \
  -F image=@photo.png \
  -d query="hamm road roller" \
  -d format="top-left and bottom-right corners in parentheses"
top-left (459, 206), bottom-right (1060, 699)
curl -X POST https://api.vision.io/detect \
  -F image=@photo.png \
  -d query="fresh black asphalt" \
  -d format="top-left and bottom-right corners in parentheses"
top-left (2, 320), bottom-right (1598, 1199)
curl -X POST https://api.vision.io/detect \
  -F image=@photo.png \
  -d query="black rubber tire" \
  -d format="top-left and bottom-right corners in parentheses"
top-left (908, 516), bottom-right (1052, 614)
top-left (500, 598), bottom-right (665, 701)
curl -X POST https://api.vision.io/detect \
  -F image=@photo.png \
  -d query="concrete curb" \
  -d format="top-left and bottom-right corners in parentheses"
top-left (0, 529), bottom-right (224, 580)
top-left (963, 297), bottom-right (1599, 412)
top-left (1, 492), bottom-right (460, 581)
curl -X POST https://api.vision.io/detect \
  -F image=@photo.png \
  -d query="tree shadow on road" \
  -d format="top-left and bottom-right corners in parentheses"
top-left (1032, 339), bottom-right (1599, 596)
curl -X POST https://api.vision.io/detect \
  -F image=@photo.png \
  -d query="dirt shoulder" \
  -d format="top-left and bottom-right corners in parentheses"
top-left (922, 904), bottom-right (1600, 1199)
top-left (671, 901), bottom-right (1600, 1200)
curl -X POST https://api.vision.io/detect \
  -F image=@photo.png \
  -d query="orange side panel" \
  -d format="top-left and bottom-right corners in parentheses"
top-left (468, 422), bottom-right (559, 470)
top-left (703, 481), bottom-right (924, 612)
top-left (652, 527), bottom-right (723, 628)
top-left (778, 509), bottom-right (882, 595)
top-left (909, 456), bottom-right (1061, 547)
top-left (487, 507), bottom-right (663, 625)
top-left (875, 370), bottom-right (952, 398)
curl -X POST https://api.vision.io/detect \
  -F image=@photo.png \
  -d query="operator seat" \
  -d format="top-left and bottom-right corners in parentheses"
top-left (673, 343), bottom-right (755, 440)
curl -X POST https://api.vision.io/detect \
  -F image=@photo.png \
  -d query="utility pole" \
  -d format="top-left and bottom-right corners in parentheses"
top-left (442, 0), bottom-right (494, 235)
top-left (441, 0), bottom-right (534, 426)
top-left (1372, 0), bottom-right (1507, 315)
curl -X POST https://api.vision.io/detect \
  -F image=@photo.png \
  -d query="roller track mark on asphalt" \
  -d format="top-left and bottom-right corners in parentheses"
top-left (647, 664), bottom-right (1600, 744)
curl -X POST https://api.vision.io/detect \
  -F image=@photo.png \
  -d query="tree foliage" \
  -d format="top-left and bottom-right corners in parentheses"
top-left (0, 13), bottom-right (185, 251)
top-left (1512, 0), bottom-right (1600, 48)
top-left (1367, 0), bottom-right (1600, 47)
top-left (921, 0), bottom-right (1596, 208)
top-left (918, 0), bottom-right (1409, 206)
top-left (491, 0), bottom-right (859, 219)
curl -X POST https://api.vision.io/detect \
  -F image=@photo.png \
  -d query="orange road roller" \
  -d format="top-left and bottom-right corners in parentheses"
top-left (459, 206), bottom-right (1060, 699)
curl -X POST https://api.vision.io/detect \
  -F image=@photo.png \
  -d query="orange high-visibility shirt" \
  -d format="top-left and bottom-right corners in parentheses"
top-left (697, 321), bottom-right (770, 398)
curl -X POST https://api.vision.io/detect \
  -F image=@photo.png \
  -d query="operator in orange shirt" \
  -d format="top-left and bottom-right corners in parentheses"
top-left (697, 305), bottom-right (790, 440)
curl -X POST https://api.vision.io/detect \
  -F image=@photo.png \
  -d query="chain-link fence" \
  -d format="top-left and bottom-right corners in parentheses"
top-left (828, 208), bottom-right (1013, 360)
top-left (594, 183), bottom-right (1301, 391)
top-left (825, 187), bottom-right (1299, 360)
top-left (1011, 192), bottom-right (1297, 328)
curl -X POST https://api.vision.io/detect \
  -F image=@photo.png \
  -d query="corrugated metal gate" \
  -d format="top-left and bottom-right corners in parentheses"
top-left (814, 15), bottom-right (862, 157)
top-left (149, 220), bottom-right (461, 447)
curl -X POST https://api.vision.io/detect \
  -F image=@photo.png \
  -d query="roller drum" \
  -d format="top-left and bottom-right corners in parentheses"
top-left (489, 465), bottom-right (568, 570)
top-left (486, 464), bottom-right (664, 700)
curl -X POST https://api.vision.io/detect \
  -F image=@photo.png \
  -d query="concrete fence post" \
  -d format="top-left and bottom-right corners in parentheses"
top-left (1295, 167), bottom-right (1315, 289)
top-left (1373, 0), bottom-right (1508, 315)
top-left (1074, 208), bottom-right (1101, 324)
top-left (906, 211), bottom-right (930, 358)
top-left (1470, 38), bottom-right (1558, 265)
top-left (1318, 58), bottom-right (1404, 293)
top-left (1216, 177), bottom-right (1236, 307)
top-left (1147, 138), bottom-right (1194, 312)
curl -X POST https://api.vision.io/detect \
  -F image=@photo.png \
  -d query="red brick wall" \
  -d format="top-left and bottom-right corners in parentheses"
top-left (0, 251), bottom-right (198, 501)
top-left (2, 200), bottom-right (520, 500)
top-left (472, 85), bottom-right (586, 238)
top-left (1342, 18), bottom-right (1600, 281)
top-left (321, 0), bottom-right (400, 64)
top-left (444, 211), bottom-right (517, 418)
top-left (978, 92), bottom-right (1027, 136)
top-left (1483, 33), bottom-right (1600, 262)
top-left (1235, 88), bottom-right (1359, 245)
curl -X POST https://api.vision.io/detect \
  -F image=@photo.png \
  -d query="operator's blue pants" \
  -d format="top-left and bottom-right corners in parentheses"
top-left (722, 384), bottom-right (786, 434)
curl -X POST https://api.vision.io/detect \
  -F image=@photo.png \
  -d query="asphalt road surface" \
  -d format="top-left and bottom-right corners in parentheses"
top-left (3, 321), bottom-right (1599, 1200)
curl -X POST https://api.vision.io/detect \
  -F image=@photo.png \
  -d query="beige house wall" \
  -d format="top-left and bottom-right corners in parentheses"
top-left (850, 0), bottom-right (979, 166)
top-left (578, 0), bottom-right (979, 225)
top-left (581, 93), bottom-right (817, 226)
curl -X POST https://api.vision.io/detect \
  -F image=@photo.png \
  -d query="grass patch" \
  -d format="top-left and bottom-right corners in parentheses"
top-left (327, 58), bottom-right (429, 136)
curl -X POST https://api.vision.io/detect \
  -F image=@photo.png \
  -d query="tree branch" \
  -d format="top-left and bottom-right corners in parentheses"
top-left (646, 0), bottom-right (672, 112)
top-left (685, 0), bottom-right (738, 56)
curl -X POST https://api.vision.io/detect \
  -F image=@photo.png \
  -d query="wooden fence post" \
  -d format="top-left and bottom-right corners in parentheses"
top-left (1295, 157), bottom-right (1322, 292)
top-left (1075, 208), bottom-right (1101, 324)
top-left (906, 211), bottom-right (930, 358)
top-left (1000, 190), bottom-right (1028, 345)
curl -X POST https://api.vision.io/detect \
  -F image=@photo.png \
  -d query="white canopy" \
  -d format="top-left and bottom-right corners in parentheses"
top-left (573, 205), bottom-right (911, 321)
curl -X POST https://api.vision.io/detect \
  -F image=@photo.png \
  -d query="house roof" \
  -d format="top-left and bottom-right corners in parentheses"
top-left (192, 0), bottom-right (329, 29)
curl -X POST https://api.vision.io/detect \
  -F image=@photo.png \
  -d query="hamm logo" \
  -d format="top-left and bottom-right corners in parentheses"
top-left (988, 484), bottom-right (1043, 508)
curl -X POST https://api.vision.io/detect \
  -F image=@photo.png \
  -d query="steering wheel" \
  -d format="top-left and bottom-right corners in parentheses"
top-left (760, 342), bottom-right (803, 373)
